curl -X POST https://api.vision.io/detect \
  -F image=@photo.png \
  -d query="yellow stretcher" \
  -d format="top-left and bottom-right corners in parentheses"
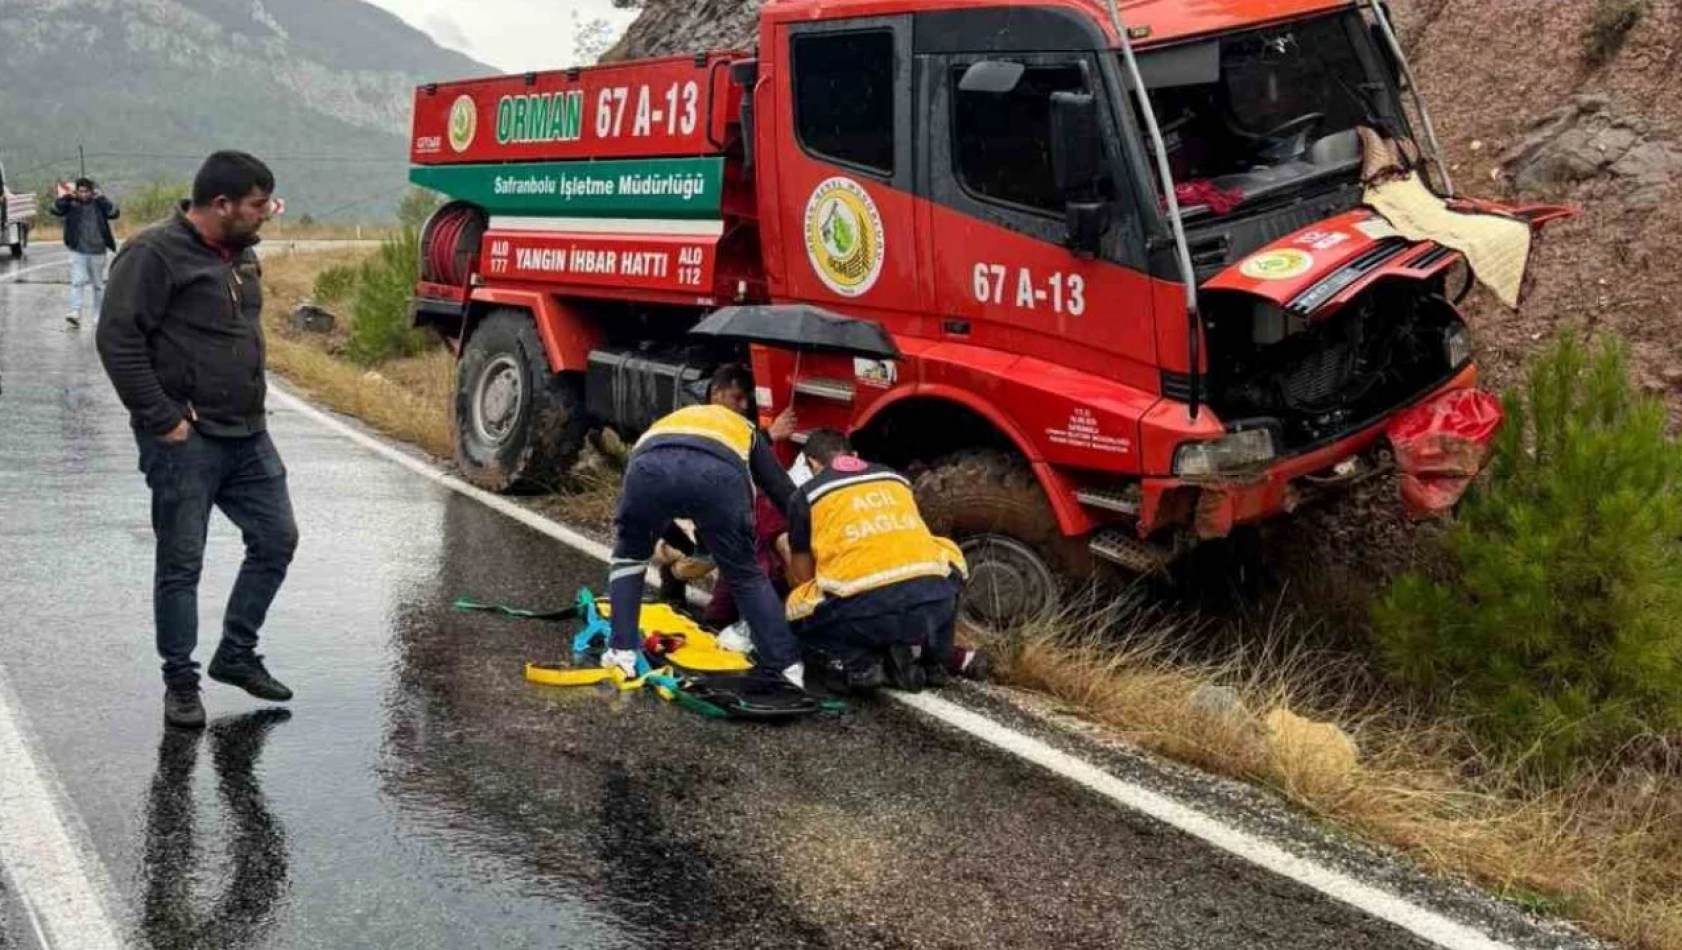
top-left (521, 601), bottom-right (752, 688)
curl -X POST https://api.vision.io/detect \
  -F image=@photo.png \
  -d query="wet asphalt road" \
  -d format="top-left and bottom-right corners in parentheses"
top-left (0, 252), bottom-right (1440, 950)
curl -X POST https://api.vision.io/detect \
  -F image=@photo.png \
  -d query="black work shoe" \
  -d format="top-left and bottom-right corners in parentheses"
top-left (883, 645), bottom-right (926, 692)
top-left (953, 647), bottom-right (993, 682)
top-left (920, 656), bottom-right (952, 689)
top-left (208, 654), bottom-right (294, 702)
top-left (164, 687), bottom-right (206, 729)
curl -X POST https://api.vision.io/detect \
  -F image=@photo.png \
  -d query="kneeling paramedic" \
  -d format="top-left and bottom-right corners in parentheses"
top-left (784, 430), bottom-right (968, 691)
top-left (605, 364), bottom-right (805, 687)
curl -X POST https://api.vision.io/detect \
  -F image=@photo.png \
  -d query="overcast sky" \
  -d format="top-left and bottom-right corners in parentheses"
top-left (362, 0), bottom-right (642, 72)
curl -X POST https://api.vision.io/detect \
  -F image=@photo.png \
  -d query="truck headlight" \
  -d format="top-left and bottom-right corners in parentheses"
top-left (1173, 429), bottom-right (1277, 477)
top-left (1444, 323), bottom-right (1472, 369)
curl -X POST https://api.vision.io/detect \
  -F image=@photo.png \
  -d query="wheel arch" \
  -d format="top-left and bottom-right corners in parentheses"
top-left (850, 386), bottom-right (1094, 537)
top-left (465, 289), bottom-right (603, 375)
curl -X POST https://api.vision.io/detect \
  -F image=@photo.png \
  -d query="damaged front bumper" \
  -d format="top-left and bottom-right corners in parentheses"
top-left (1136, 364), bottom-right (1479, 539)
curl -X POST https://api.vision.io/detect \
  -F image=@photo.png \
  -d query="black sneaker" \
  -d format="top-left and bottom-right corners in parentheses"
top-left (920, 654), bottom-right (952, 689)
top-left (883, 645), bottom-right (926, 692)
top-left (952, 647), bottom-right (993, 682)
top-left (164, 686), bottom-right (206, 729)
top-left (65, 314), bottom-right (81, 329)
top-left (207, 653), bottom-right (293, 702)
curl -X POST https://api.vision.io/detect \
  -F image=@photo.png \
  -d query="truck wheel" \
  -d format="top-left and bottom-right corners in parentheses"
top-left (454, 309), bottom-right (585, 492)
top-left (914, 450), bottom-right (1090, 633)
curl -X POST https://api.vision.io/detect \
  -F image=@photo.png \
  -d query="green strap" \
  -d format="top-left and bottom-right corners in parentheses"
top-left (452, 597), bottom-right (580, 622)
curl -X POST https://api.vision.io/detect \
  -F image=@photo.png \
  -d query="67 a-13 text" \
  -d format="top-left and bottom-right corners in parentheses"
top-left (972, 263), bottom-right (1086, 317)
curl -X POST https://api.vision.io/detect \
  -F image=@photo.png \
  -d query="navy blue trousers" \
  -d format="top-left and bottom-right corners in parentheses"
top-left (608, 447), bottom-right (798, 671)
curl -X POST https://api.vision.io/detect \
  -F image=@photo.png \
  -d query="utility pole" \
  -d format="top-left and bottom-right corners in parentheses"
top-left (78, 144), bottom-right (85, 178)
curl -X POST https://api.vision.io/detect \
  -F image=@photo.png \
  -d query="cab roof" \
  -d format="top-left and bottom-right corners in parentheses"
top-left (759, 0), bottom-right (1355, 47)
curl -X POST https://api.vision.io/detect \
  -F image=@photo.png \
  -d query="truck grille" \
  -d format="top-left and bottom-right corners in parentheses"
top-left (1281, 343), bottom-right (1354, 407)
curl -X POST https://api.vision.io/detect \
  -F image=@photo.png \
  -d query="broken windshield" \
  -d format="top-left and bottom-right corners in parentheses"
top-left (1128, 12), bottom-right (1402, 217)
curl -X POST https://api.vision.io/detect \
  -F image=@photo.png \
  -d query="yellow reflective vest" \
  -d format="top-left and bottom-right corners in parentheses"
top-left (635, 404), bottom-right (757, 462)
top-left (786, 463), bottom-right (967, 621)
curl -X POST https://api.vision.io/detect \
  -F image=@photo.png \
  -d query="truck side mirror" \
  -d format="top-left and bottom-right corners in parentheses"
top-left (1050, 90), bottom-right (1109, 255)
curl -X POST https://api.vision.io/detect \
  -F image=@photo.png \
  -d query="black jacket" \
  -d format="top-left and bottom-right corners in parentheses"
top-left (50, 194), bottom-right (119, 253)
top-left (96, 211), bottom-right (266, 437)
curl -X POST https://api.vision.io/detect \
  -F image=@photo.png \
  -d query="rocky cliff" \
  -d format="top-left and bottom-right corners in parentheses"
top-left (0, 0), bottom-right (493, 218)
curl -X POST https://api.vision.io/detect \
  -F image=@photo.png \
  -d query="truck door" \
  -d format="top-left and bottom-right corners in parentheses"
top-left (920, 50), bottom-right (1162, 395)
top-left (772, 16), bottom-right (924, 324)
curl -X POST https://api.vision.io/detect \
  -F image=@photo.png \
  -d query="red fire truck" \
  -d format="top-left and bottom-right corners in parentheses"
top-left (408, 0), bottom-right (1530, 627)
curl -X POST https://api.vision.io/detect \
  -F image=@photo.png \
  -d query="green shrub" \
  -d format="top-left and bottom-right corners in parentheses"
top-left (123, 179), bottom-right (192, 226)
top-left (1583, 0), bottom-right (1648, 70)
top-left (345, 227), bottom-right (427, 365)
top-left (396, 187), bottom-right (444, 230)
top-left (1375, 334), bottom-right (1682, 774)
top-left (312, 264), bottom-right (358, 303)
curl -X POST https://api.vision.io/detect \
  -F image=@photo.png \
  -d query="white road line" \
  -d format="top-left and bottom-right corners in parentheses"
top-left (893, 692), bottom-right (1512, 950)
top-left (271, 385), bottom-right (1517, 950)
top-left (0, 667), bottom-right (124, 950)
top-left (0, 257), bottom-right (69, 284)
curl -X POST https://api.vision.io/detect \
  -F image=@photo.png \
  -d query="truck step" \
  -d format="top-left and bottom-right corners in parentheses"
top-left (1075, 486), bottom-right (1141, 516)
top-left (1088, 528), bottom-right (1185, 575)
top-left (792, 377), bottom-right (855, 403)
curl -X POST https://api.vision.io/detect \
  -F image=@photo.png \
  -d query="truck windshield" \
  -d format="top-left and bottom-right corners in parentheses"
top-left (1127, 12), bottom-right (1401, 217)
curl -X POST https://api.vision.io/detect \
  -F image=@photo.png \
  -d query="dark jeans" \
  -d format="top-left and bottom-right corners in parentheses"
top-left (136, 430), bottom-right (299, 689)
top-left (796, 586), bottom-right (959, 668)
top-left (608, 447), bottom-right (798, 671)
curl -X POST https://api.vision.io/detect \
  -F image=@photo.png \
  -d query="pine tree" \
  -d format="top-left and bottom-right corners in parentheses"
top-left (1376, 334), bottom-right (1682, 774)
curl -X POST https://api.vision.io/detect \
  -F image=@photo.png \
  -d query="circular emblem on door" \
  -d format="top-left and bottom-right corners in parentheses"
top-left (803, 177), bottom-right (885, 297)
top-left (448, 95), bottom-right (478, 153)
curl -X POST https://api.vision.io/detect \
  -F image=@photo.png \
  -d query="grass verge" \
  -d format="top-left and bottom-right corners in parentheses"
top-left (259, 250), bottom-right (620, 532)
top-left (997, 599), bottom-right (1682, 950)
top-left (260, 251), bottom-right (1680, 950)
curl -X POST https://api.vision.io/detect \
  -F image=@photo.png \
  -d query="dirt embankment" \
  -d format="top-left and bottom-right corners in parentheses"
top-left (1396, 0), bottom-right (1682, 396)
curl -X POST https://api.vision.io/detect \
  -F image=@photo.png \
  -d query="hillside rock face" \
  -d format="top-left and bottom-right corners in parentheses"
top-left (0, 0), bottom-right (491, 217)
top-left (602, 0), bottom-right (759, 60)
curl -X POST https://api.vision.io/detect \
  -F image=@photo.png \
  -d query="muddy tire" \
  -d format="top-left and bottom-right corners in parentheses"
top-left (914, 450), bottom-right (1092, 633)
top-left (454, 309), bottom-right (585, 492)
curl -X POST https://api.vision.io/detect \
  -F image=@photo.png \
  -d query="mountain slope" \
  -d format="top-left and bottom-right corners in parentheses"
top-left (0, 0), bottom-right (493, 220)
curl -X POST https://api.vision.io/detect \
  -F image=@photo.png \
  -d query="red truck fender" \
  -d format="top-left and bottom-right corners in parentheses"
top-left (852, 382), bottom-right (1097, 538)
top-left (467, 288), bottom-right (603, 374)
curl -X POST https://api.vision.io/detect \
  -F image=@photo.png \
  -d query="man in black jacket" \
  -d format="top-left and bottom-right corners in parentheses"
top-left (50, 177), bottom-right (119, 328)
top-left (96, 151), bottom-right (294, 729)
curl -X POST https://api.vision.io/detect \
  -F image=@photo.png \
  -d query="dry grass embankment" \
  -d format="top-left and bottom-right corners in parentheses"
top-left (261, 250), bottom-right (1682, 950)
top-left (259, 250), bottom-right (621, 532)
top-left (999, 599), bottom-right (1682, 950)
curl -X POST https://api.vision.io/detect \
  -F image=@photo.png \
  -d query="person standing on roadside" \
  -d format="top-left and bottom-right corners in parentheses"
top-left (96, 151), bottom-right (294, 730)
top-left (51, 177), bottom-right (120, 328)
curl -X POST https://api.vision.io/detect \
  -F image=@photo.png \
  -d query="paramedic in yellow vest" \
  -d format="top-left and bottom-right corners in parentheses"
top-left (604, 364), bottom-right (804, 687)
top-left (785, 430), bottom-right (968, 691)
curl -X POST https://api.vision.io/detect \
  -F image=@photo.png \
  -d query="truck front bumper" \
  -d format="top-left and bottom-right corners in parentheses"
top-left (1136, 364), bottom-right (1479, 539)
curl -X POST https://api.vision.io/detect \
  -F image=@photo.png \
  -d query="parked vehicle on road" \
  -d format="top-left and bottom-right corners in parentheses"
top-left (0, 163), bottom-right (36, 258)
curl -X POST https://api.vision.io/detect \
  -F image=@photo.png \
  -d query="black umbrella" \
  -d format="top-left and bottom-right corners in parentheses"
top-left (688, 304), bottom-right (901, 360)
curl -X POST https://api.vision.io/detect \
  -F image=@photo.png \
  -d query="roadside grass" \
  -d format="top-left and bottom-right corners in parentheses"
top-left (260, 250), bottom-right (453, 458)
top-left (26, 219), bottom-right (392, 246)
top-left (260, 249), bottom-right (1682, 950)
top-left (259, 250), bottom-right (621, 528)
top-left (995, 597), bottom-right (1682, 950)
